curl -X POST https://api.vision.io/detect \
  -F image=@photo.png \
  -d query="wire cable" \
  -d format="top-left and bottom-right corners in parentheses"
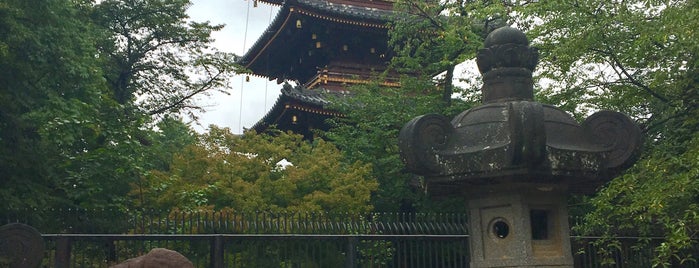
top-left (238, 0), bottom-right (251, 133)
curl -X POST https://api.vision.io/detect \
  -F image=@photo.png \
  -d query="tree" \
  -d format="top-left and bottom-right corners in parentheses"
top-left (324, 80), bottom-right (476, 212)
top-left (0, 0), bottom-right (235, 214)
top-left (0, 0), bottom-right (111, 209)
top-left (133, 127), bottom-right (377, 214)
top-left (389, 0), bottom-right (510, 104)
top-left (91, 0), bottom-right (239, 119)
top-left (144, 115), bottom-right (199, 172)
top-left (54, 0), bottom-right (240, 210)
top-left (515, 1), bottom-right (699, 264)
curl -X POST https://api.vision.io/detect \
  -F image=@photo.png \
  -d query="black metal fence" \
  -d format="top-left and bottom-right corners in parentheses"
top-left (2, 209), bottom-right (698, 267)
top-left (4, 209), bottom-right (470, 267)
top-left (2, 208), bottom-right (468, 234)
top-left (38, 233), bottom-right (469, 267)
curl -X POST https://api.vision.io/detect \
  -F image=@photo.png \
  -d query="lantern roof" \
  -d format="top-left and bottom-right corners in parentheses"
top-left (398, 27), bottom-right (643, 194)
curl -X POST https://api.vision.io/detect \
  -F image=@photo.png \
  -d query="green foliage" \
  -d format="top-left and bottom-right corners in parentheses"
top-left (92, 0), bottom-right (239, 118)
top-left (389, 0), bottom-right (507, 76)
top-left (388, 0), bottom-right (507, 105)
top-left (0, 0), bottom-right (110, 208)
top-left (0, 0), bottom-right (234, 213)
top-left (325, 80), bottom-right (475, 212)
top-left (520, 0), bottom-right (699, 125)
top-left (146, 116), bottom-right (199, 171)
top-left (512, 0), bottom-right (699, 265)
top-left (577, 134), bottom-right (699, 266)
top-left (358, 239), bottom-right (395, 267)
top-left (133, 127), bottom-right (377, 213)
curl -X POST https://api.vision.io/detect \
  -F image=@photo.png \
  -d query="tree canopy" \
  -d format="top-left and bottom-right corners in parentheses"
top-left (518, 1), bottom-right (699, 264)
top-left (92, 0), bottom-right (238, 119)
top-left (381, 0), bottom-right (699, 264)
top-left (0, 0), bottom-right (112, 208)
top-left (133, 127), bottom-right (377, 213)
top-left (324, 80), bottom-right (476, 212)
top-left (0, 0), bottom-right (236, 212)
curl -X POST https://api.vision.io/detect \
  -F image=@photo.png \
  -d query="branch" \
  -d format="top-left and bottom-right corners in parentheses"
top-left (405, 0), bottom-right (446, 31)
top-left (642, 111), bottom-right (684, 135)
top-left (147, 71), bottom-right (222, 116)
top-left (137, 37), bottom-right (201, 56)
top-left (591, 47), bottom-right (670, 103)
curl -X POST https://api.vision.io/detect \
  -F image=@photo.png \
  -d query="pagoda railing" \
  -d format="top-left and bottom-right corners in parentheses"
top-left (304, 70), bottom-right (401, 90)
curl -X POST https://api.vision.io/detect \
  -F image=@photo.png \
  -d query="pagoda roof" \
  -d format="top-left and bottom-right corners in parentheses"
top-left (238, 0), bottom-right (394, 83)
top-left (251, 83), bottom-right (347, 134)
top-left (256, 0), bottom-right (395, 13)
top-left (296, 0), bottom-right (394, 20)
top-left (278, 83), bottom-right (336, 106)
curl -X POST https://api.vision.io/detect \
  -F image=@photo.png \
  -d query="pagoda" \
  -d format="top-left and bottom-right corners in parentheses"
top-left (237, 0), bottom-right (398, 139)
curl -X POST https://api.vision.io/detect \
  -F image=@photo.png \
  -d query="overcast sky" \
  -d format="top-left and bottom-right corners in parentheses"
top-left (187, 0), bottom-right (281, 134)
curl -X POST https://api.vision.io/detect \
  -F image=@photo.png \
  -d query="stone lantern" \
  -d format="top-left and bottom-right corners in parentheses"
top-left (398, 27), bottom-right (642, 268)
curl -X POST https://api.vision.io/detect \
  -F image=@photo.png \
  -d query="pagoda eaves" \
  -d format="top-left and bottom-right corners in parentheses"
top-left (251, 83), bottom-right (344, 139)
top-left (238, 0), bottom-right (395, 85)
top-left (254, 0), bottom-right (395, 12)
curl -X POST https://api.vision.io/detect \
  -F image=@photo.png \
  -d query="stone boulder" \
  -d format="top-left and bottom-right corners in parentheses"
top-left (110, 248), bottom-right (194, 268)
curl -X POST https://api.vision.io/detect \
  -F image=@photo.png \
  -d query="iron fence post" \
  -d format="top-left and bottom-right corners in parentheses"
top-left (107, 238), bottom-right (116, 263)
top-left (345, 236), bottom-right (358, 268)
top-left (211, 235), bottom-right (224, 268)
top-left (55, 236), bottom-right (71, 268)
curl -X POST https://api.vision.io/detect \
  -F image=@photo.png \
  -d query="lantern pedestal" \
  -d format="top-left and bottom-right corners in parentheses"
top-left (466, 184), bottom-right (572, 268)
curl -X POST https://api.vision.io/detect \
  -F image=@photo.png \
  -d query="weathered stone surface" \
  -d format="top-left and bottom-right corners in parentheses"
top-left (398, 26), bottom-right (642, 194)
top-left (110, 248), bottom-right (194, 268)
top-left (0, 223), bottom-right (45, 268)
top-left (466, 184), bottom-right (573, 268)
top-left (399, 26), bottom-right (644, 268)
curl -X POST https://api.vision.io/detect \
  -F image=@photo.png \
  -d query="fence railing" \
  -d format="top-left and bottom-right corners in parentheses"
top-left (40, 233), bottom-right (470, 268)
top-left (3, 209), bottom-right (699, 267)
top-left (2, 208), bottom-right (468, 235)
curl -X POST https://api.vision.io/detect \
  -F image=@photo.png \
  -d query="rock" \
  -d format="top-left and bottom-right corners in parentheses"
top-left (110, 248), bottom-right (194, 268)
